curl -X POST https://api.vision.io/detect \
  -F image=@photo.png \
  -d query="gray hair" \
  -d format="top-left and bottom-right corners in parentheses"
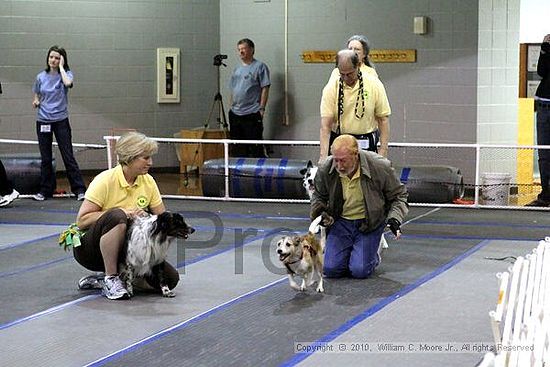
top-left (332, 134), bottom-right (359, 155)
top-left (347, 34), bottom-right (373, 67)
top-left (116, 132), bottom-right (158, 166)
top-left (237, 38), bottom-right (255, 50)
top-left (336, 49), bottom-right (360, 69)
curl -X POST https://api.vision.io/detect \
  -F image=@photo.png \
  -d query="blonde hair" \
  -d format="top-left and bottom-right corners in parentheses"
top-left (116, 132), bottom-right (158, 166)
top-left (331, 134), bottom-right (359, 155)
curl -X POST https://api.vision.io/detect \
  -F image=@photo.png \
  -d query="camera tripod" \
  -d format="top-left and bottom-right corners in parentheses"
top-left (183, 56), bottom-right (229, 187)
top-left (203, 57), bottom-right (229, 132)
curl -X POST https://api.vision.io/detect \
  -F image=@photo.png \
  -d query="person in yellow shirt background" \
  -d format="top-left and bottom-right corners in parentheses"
top-left (319, 49), bottom-right (391, 163)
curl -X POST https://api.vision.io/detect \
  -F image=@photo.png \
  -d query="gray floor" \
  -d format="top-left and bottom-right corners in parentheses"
top-left (0, 197), bottom-right (548, 367)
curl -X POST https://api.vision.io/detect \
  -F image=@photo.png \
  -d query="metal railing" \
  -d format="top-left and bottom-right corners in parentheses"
top-left (102, 135), bottom-right (550, 210)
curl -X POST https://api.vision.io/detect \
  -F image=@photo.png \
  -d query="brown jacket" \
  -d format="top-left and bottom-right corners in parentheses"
top-left (311, 150), bottom-right (408, 233)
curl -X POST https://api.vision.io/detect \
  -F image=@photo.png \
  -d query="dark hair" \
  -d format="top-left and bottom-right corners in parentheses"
top-left (237, 38), bottom-right (255, 50)
top-left (45, 45), bottom-right (70, 72)
top-left (347, 35), bottom-right (373, 68)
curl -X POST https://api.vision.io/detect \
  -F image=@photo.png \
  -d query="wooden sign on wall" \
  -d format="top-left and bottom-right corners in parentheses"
top-left (301, 49), bottom-right (416, 63)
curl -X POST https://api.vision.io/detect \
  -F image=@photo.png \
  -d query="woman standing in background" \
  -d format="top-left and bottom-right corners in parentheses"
top-left (32, 45), bottom-right (86, 201)
top-left (327, 35), bottom-right (378, 81)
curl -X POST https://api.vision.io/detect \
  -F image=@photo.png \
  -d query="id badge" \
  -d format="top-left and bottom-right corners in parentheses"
top-left (357, 139), bottom-right (370, 150)
top-left (40, 124), bottom-right (51, 133)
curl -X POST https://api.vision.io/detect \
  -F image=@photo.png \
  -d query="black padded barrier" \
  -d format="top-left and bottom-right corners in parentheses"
top-left (1, 153), bottom-right (55, 194)
top-left (202, 159), bottom-right (464, 204)
top-left (202, 158), bottom-right (311, 199)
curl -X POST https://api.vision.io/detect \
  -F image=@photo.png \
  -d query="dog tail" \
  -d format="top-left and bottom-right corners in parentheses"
top-left (309, 215), bottom-right (323, 234)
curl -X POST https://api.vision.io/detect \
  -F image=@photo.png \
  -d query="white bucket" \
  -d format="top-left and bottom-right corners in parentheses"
top-left (481, 173), bottom-right (512, 206)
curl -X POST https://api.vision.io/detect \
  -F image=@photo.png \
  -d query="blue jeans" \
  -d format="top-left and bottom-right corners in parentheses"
top-left (323, 218), bottom-right (384, 279)
top-left (536, 105), bottom-right (550, 201)
top-left (36, 118), bottom-right (86, 197)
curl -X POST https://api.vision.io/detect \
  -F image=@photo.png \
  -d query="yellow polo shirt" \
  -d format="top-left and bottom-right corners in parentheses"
top-left (320, 71), bottom-right (391, 135)
top-left (85, 165), bottom-right (162, 211)
top-left (340, 167), bottom-right (366, 220)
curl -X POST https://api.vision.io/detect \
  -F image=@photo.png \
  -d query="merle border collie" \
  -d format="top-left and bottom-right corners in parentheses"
top-left (121, 211), bottom-right (194, 297)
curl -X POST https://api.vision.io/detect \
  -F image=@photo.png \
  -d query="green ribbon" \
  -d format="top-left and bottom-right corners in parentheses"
top-left (58, 223), bottom-right (84, 251)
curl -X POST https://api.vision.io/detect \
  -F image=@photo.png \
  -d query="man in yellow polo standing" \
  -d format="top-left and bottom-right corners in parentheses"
top-left (319, 49), bottom-right (391, 163)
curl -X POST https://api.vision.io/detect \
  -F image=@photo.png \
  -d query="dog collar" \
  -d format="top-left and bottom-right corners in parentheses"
top-left (284, 262), bottom-right (297, 274)
top-left (284, 257), bottom-right (302, 274)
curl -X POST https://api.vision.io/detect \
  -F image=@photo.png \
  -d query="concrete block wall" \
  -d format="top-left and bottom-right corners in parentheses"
top-left (477, 0), bottom-right (520, 177)
top-left (477, 0), bottom-right (520, 144)
top-left (0, 0), bottom-right (220, 170)
top-left (0, 0), bottom-right (524, 179)
top-left (221, 0), bottom-right (481, 178)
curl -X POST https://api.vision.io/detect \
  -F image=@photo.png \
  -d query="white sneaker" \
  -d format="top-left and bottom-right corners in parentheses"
top-left (78, 273), bottom-right (105, 290)
top-left (0, 189), bottom-right (19, 207)
top-left (32, 193), bottom-right (45, 201)
top-left (102, 275), bottom-right (130, 300)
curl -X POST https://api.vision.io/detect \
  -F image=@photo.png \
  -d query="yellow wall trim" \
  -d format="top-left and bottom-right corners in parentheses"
top-left (301, 49), bottom-right (417, 63)
top-left (517, 98), bottom-right (536, 198)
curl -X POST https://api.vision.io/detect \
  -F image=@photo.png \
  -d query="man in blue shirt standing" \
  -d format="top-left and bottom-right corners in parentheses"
top-left (228, 38), bottom-right (270, 158)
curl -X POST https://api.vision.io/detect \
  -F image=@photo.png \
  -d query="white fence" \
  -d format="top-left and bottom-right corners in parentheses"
top-left (485, 237), bottom-right (550, 366)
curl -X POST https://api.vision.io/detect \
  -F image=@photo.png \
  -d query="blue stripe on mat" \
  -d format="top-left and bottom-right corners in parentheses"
top-left (279, 239), bottom-right (492, 366)
top-left (86, 239), bottom-right (493, 367)
top-left (411, 220), bottom-right (550, 229)
top-left (0, 256), bottom-right (72, 278)
top-left (83, 278), bottom-right (287, 367)
top-left (0, 233), bottom-right (60, 252)
top-left (402, 233), bottom-right (544, 241)
top-left (0, 227), bottom-right (294, 331)
top-left (0, 294), bottom-right (100, 331)
top-left (3, 217), bottom-right (550, 231)
top-left (0, 225), bottom-right (540, 280)
top-left (177, 227), bottom-right (295, 268)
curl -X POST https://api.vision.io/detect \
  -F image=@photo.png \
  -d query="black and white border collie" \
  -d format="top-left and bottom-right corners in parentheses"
top-left (121, 211), bottom-right (194, 298)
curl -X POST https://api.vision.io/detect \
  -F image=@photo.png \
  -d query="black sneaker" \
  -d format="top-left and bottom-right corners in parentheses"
top-left (526, 198), bottom-right (550, 207)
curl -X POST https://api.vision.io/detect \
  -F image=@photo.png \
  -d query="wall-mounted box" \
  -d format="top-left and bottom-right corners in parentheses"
top-left (413, 16), bottom-right (428, 35)
top-left (157, 48), bottom-right (180, 103)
